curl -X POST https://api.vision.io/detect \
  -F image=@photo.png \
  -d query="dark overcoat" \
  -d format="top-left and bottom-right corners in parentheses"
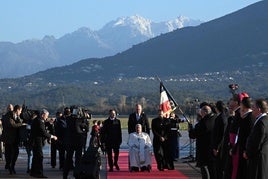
top-left (189, 113), bottom-right (216, 167)
top-left (102, 118), bottom-right (122, 148)
top-left (128, 112), bottom-right (150, 135)
top-left (246, 115), bottom-right (268, 179)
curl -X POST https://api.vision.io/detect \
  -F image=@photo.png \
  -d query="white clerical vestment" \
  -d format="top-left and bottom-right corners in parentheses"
top-left (128, 132), bottom-right (152, 167)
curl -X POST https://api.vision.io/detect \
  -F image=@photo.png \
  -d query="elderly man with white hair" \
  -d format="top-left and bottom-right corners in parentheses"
top-left (128, 124), bottom-right (152, 172)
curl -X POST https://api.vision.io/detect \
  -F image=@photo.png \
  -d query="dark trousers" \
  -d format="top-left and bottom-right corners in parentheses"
top-left (5, 143), bottom-right (19, 168)
top-left (201, 166), bottom-right (210, 179)
top-left (170, 136), bottom-right (178, 159)
top-left (50, 140), bottom-right (57, 167)
top-left (63, 144), bottom-right (83, 178)
top-left (215, 155), bottom-right (224, 179)
top-left (25, 145), bottom-right (32, 171)
top-left (153, 144), bottom-right (166, 170)
top-left (57, 142), bottom-right (66, 169)
top-left (31, 143), bottom-right (44, 176)
top-left (153, 142), bottom-right (174, 170)
top-left (200, 161), bottom-right (217, 179)
top-left (106, 145), bottom-right (120, 169)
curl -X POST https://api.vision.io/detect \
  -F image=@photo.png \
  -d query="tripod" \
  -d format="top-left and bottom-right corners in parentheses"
top-left (182, 100), bottom-right (199, 163)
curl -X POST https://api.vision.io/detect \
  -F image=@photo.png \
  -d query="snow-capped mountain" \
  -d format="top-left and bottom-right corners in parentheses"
top-left (152, 16), bottom-right (202, 35)
top-left (0, 15), bottom-right (202, 78)
top-left (98, 15), bottom-right (202, 51)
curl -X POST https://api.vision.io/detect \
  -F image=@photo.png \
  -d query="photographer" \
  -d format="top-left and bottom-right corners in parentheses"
top-left (63, 106), bottom-right (89, 179)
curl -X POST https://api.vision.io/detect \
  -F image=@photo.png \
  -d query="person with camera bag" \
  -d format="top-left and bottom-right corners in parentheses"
top-left (63, 106), bottom-right (89, 179)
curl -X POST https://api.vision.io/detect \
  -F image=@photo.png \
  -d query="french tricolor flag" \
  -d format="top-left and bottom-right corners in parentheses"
top-left (159, 82), bottom-right (177, 117)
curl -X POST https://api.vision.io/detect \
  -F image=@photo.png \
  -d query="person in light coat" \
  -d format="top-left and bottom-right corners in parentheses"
top-left (128, 124), bottom-right (152, 172)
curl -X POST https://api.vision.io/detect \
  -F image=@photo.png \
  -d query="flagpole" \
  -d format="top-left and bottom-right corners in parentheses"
top-left (157, 76), bottom-right (195, 162)
top-left (157, 76), bottom-right (192, 124)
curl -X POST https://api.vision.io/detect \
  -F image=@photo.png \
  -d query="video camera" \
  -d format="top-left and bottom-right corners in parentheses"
top-left (70, 105), bottom-right (92, 120)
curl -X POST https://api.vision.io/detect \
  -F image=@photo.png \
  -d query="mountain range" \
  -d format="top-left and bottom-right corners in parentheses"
top-left (29, 0), bottom-right (268, 83)
top-left (0, 15), bottom-right (202, 78)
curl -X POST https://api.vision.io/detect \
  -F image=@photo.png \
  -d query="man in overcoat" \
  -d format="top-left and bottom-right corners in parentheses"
top-left (244, 99), bottom-right (268, 179)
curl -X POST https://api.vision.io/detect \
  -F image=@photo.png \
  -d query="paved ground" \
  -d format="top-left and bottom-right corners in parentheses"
top-left (0, 130), bottom-right (201, 179)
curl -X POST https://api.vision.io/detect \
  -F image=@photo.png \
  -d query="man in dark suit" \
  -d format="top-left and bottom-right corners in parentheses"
top-left (30, 109), bottom-right (57, 178)
top-left (54, 111), bottom-right (66, 170)
top-left (244, 99), bottom-right (268, 179)
top-left (128, 104), bottom-right (150, 135)
top-left (189, 104), bottom-right (216, 178)
top-left (45, 117), bottom-right (57, 168)
top-left (1, 104), bottom-right (26, 174)
top-left (211, 100), bottom-right (227, 179)
top-left (152, 109), bottom-right (174, 171)
top-left (101, 109), bottom-right (122, 172)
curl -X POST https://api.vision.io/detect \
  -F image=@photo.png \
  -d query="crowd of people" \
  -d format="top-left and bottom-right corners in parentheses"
top-left (0, 95), bottom-right (267, 179)
top-left (189, 94), bottom-right (268, 179)
top-left (0, 105), bottom-right (89, 178)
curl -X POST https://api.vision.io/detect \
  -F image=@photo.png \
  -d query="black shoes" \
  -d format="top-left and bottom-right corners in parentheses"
top-left (141, 166), bottom-right (151, 172)
top-left (158, 168), bottom-right (164, 171)
top-left (8, 166), bottom-right (16, 174)
top-left (35, 175), bottom-right (48, 178)
top-left (109, 163), bottom-right (119, 171)
top-left (130, 166), bottom-right (151, 172)
top-left (30, 174), bottom-right (48, 178)
top-left (140, 166), bottom-right (147, 172)
top-left (130, 166), bottom-right (139, 172)
top-left (114, 163), bottom-right (120, 171)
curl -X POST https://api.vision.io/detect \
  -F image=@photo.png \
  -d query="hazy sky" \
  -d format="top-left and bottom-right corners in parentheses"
top-left (0, 0), bottom-right (262, 43)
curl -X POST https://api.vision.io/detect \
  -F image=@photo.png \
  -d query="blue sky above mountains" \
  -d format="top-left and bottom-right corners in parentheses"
top-left (0, 0), bottom-right (261, 43)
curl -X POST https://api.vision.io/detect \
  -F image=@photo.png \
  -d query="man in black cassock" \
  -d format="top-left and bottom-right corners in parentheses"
top-left (151, 109), bottom-right (174, 171)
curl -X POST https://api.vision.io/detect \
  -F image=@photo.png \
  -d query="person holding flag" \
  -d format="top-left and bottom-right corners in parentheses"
top-left (151, 109), bottom-right (174, 171)
top-left (151, 80), bottom-right (180, 171)
top-left (159, 80), bottom-right (191, 124)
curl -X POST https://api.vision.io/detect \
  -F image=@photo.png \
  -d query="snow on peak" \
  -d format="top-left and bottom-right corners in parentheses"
top-left (114, 15), bottom-right (151, 27)
top-left (112, 15), bottom-right (153, 36)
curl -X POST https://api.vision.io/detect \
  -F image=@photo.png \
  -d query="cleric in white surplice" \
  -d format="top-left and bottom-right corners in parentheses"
top-left (128, 124), bottom-right (153, 172)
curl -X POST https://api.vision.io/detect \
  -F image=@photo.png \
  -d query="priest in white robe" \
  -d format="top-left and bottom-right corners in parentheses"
top-left (128, 124), bottom-right (152, 172)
